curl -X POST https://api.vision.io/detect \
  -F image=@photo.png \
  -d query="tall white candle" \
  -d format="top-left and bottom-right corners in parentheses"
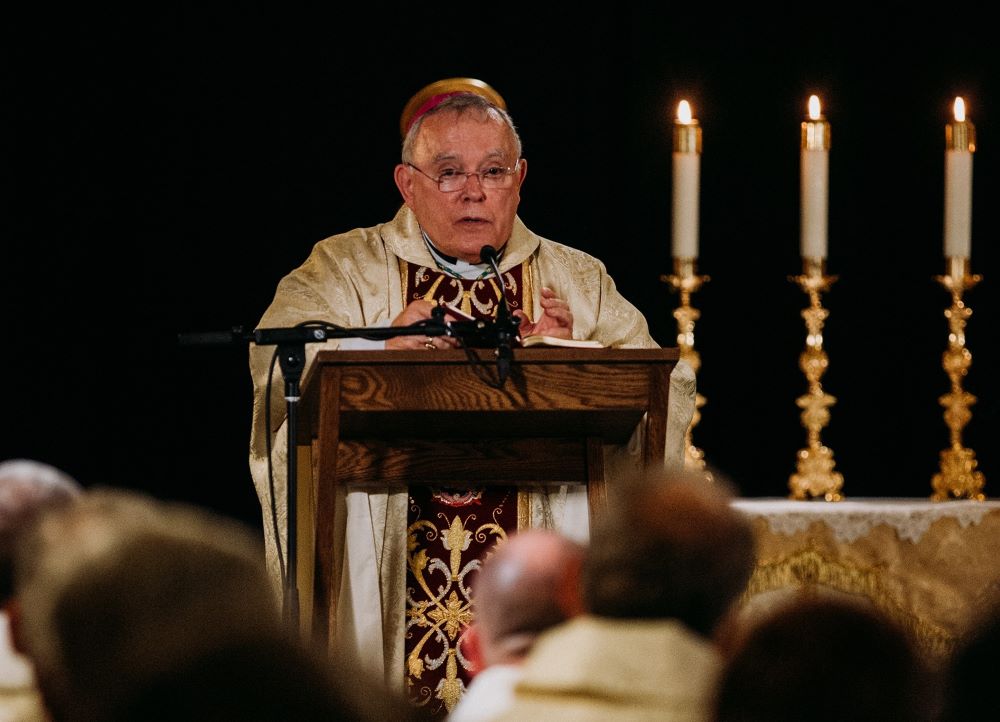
top-left (944, 97), bottom-right (976, 259)
top-left (800, 95), bottom-right (831, 260)
top-left (672, 100), bottom-right (702, 259)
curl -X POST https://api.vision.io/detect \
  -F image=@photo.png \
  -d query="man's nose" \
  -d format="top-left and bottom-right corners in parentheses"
top-left (462, 172), bottom-right (486, 198)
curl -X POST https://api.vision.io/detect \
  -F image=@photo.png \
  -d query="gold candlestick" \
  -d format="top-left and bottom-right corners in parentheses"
top-left (931, 257), bottom-right (985, 500)
top-left (661, 258), bottom-right (709, 471)
top-left (788, 258), bottom-right (843, 501)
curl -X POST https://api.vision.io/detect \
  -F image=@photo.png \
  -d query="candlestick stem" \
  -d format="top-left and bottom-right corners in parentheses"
top-left (662, 258), bottom-right (710, 472)
top-left (788, 258), bottom-right (843, 501)
top-left (931, 258), bottom-right (985, 500)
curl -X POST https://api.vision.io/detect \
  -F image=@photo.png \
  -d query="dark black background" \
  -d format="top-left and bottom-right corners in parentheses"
top-left (6, 8), bottom-right (998, 533)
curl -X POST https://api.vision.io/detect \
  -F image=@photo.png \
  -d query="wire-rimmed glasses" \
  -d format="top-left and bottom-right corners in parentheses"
top-left (406, 160), bottom-right (522, 192)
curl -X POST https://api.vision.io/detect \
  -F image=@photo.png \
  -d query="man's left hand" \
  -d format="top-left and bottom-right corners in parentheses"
top-left (515, 286), bottom-right (573, 340)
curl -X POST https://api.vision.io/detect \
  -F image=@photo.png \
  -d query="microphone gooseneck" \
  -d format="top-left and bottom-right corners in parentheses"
top-left (480, 245), bottom-right (516, 385)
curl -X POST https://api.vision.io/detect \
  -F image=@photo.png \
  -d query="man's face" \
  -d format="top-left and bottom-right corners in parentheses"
top-left (395, 109), bottom-right (525, 263)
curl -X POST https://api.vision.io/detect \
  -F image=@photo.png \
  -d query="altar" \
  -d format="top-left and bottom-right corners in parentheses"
top-left (731, 498), bottom-right (1000, 660)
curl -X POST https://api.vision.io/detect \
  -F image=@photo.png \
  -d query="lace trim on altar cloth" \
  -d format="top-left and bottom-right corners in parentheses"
top-left (730, 498), bottom-right (1000, 543)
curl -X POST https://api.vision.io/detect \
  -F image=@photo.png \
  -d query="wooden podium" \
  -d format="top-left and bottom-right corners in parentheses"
top-left (296, 347), bottom-right (679, 641)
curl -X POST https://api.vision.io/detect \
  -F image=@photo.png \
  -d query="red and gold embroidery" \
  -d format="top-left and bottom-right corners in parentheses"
top-left (399, 260), bottom-right (533, 323)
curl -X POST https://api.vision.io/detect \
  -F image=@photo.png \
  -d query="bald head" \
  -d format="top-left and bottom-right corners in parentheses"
top-left (0, 459), bottom-right (82, 603)
top-left (471, 530), bottom-right (584, 667)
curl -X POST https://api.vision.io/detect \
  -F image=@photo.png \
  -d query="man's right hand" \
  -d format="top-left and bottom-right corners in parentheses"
top-left (385, 300), bottom-right (460, 350)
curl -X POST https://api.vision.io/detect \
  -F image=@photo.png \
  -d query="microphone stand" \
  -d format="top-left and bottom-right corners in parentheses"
top-left (277, 338), bottom-right (303, 631)
top-left (177, 317), bottom-right (469, 633)
top-left (479, 246), bottom-right (520, 386)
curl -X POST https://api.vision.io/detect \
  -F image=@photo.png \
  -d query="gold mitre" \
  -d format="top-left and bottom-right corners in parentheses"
top-left (399, 77), bottom-right (507, 138)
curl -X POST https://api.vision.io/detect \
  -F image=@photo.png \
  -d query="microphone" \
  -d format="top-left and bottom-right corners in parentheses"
top-left (479, 244), bottom-right (501, 266)
top-left (480, 245), bottom-right (518, 385)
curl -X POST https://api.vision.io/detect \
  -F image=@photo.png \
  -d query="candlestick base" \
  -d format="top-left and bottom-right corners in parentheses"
top-left (662, 258), bottom-right (710, 475)
top-left (931, 259), bottom-right (986, 501)
top-left (788, 258), bottom-right (843, 501)
top-left (932, 447), bottom-right (985, 501)
top-left (790, 445), bottom-right (843, 502)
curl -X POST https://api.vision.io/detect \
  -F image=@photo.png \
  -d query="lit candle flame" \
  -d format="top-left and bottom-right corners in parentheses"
top-left (808, 95), bottom-right (822, 120)
top-left (677, 100), bottom-right (693, 124)
top-left (954, 97), bottom-right (966, 122)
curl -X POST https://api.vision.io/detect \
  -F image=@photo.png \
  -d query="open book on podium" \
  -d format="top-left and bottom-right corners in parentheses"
top-left (520, 335), bottom-right (604, 349)
top-left (293, 346), bottom-right (679, 642)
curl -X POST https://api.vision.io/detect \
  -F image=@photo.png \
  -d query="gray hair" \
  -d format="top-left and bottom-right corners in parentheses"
top-left (0, 459), bottom-right (82, 602)
top-left (401, 92), bottom-right (523, 164)
top-left (0, 459), bottom-right (81, 507)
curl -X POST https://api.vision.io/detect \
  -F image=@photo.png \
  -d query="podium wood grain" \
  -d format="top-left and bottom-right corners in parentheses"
top-left (297, 347), bottom-right (679, 643)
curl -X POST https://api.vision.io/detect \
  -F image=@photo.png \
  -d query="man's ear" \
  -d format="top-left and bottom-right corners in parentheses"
top-left (394, 163), bottom-right (416, 207)
top-left (516, 157), bottom-right (527, 185)
top-left (5, 598), bottom-right (27, 654)
top-left (463, 623), bottom-right (486, 676)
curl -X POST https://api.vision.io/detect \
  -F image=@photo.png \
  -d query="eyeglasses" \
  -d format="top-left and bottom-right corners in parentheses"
top-left (406, 160), bottom-right (521, 192)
